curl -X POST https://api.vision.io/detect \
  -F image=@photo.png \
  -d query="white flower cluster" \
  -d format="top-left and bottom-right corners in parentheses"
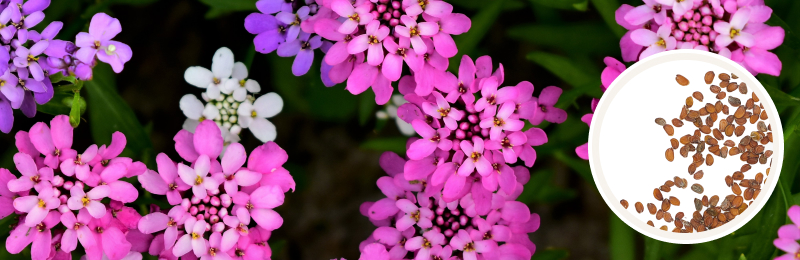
top-left (181, 47), bottom-right (284, 143)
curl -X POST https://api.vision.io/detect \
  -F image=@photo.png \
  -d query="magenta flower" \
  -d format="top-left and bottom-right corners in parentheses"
top-left (421, 91), bottom-right (465, 130)
top-left (616, 0), bottom-right (784, 75)
top-left (395, 199), bottom-right (434, 230)
top-left (395, 15), bottom-right (439, 55)
top-left (577, 57), bottom-right (624, 160)
top-left (75, 13), bottom-right (132, 73)
top-left (529, 86), bottom-right (567, 125)
top-left (139, 120), bottom-right (293, 260)
top-left (480, 102), bottom-right (525, 141)
top-left (775, 206), bottom-right (800, 260)
top-left (407, 119), bottom-right (453, 160)
top-left (474, 76), bottom-right (518, 114)
top-left (331, 0), bottom-right (374, 34)
top-left (349, 20), bottom-right (390, 66)
top-left (2, 115), bottom-right (144, 260)
top-left (458, 137), bottom-right (492, 176)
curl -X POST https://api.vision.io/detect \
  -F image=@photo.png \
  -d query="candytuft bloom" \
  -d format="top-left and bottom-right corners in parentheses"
top-left (576, 57), bottom-right (624, 160)
top-left (617, 0), bottom-right (784, 76)
top-left (3, 115), bottom-right (145, 260)
top-left (774, 205), bottom-right (800, 260)
top-left (138, 120), bottom-right (295, 260)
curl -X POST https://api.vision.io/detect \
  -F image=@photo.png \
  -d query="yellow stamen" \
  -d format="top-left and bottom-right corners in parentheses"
top-left (194, 176), bottom-right (203, 185)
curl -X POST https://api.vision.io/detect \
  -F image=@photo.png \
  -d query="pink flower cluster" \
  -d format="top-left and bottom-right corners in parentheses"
top-left (357, 151), bottom-right (541, 260)
top-left (136, 120), bottom-right (295, 260)
top-left (312, 0), bottom-right (471, 104)
top-left (575, 57), bottom-right (626, 160)
top-left (395, 55), bottom-right (559, 200)
top-left (1, 115), bottom-right (146, 260)
top-left (617, 0), bottom-right (784, 76)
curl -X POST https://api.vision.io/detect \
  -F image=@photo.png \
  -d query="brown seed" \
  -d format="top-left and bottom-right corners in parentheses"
top-left (688, 110), bottom-right (700, 119)
top-left (727, 82), bottom-right (739, 92)
top-left (756, 173), bottom-right (764, 184)
top-left (675, 177), bottom-right (687, 188)
top-left (705, 154), bottom-right (714, 166)
top-left (719, 73), bottom-right (730, 81)
top-left (665, 148), bottom-right (674, 162)
top-left (719, 212), bottom-right (728, 222)
top-left (679, 146), bottom-right (689, 158)
top-left (717, 92), bottom-right (726, 100)
top-left (676, 74), bottom-right (690, 86)
top-left (735, 125), bottom-right (745, 136)
top-left (662, 199), bottom-right (671, 211)
top-left (710, 85), bottom-right (721, 93)
top-left (731, 208), bottom-right (740, 216)
top-left (660, 225), bottom-right (668, 231)
top-left (704, 71), bottom-right (715, 84)
top-left (670, 119), bottom-right (683, 127)
top-left (635, 202), bottom-right (644, 213)
top-left (702, 195), bottom-right (709, 207)
top-left (699, 125), bottom-right (711, 134)
top-left (733, 171), bottom-right (744, 180)
top-left (734, 106), bottom-right (745, 118)
top-left (729, 147), bottom-right (740, 155)
top-left (680, 135), bottom-right (691, 144)
top-left (676, 219), bottom-right (684, 229)
top-left (648, 203), bottom-right (657, 214)
top-left (743, 188), bottom-right (754, 200)
top-left (647, 220), bottom-right (654, 226)
top-left (760, 154), bottom-right (768, 164)
top-left (620, 199), bottom-right (629, 209)
top-left (739, 82), bottom-right (748, 94)
top-left (660, 185), bottom-right (671, 192)
top-left (665, 212), bottom-right (674, 223)
top-left (732, 183), bottom-right (742, 195)
top-left (657, 209), bottom-right (665, 220)
top-left (723, 140), bottom-right (735, 147)
top-left (691, 184), bottom-right (704, 194)
top-left (733, 196), bottom-right (744, 207)
top-left (669, 196), bottom-right (680, 206)
top-left (728, 96), bottom-right (741, 107)
top-left (670, 138), bottom-right (679, 149)
top-left (697, 141), bottom-right (706, 153)
top-left (655, 117), bottom-right (666, 126)
top-left (725, 175), bottom-right (733, 187)
top-left (705, 103), bottom-right (716, 113)
top-left (725, 124), bottom-right (734, 136)
top-left (699, 107), bottom-right (708, 116)
top-left (754, 105), bottom-right (761, 116)
top-left (753, 92), bottom-right (759, 102)
top-left (757, 121), bottom-right (767, 132)
top-left (754, 189), bottom-right (762, 199)
top-left (761, 110), bottom-right (768, 120)
top-left (710, 195), bottom-right (719, 207)
top-left (694, 198), bottom-right (703, 211)
top-left (666, 180), bottom-right (675, 187)
top-left (720, 197), bottom-right (731, 211)
top-left (721, 147), bottom-right (729, 158)
top-left (693, 91), bottom-right (704, 102)
top-left (664, 124), bottom-right (674, 136)
top-left (713, 129), bottom-right (723, 140)
top-left (723, 105), bottom-right (730, 114)
top-left (685, 97), bottom-right (694, 107)
top-left (746, 98), bottom-right (754, 109)
top-left (732, 73), bottom-right (739, 79)
top-left (654, 188), bottom-right (663, 201)
top-left (739, 203), bottom-right (748, 213)
top-left (694, 170), bottom-right (704, 180)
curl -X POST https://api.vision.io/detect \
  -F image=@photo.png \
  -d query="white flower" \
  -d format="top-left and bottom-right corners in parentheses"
top-left (379, 94), bottom-right (415, 136)
top-left (238, 92), bottom-right (284, 142)
top-left (184, 47), bottom-right (235, 100)
top-left (180, 94), bottom-right (220, 132)
top-left (221, 62), bottom-right (261, 102)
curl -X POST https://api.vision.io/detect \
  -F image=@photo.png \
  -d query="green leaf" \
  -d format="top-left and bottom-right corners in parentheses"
top-left (590, 0), bottom-right (626, 37)
top-left (528, 0), bottom-right (588, 10)
top-left (526, 52), bottom-right (596, 87)
top-left (199, 0), bottom-right (257, 18)
top-left (643, 236), bottom-right (663, 260)
top-left (609, 213), bottom-right (635, 260)
top-left (37, 92), bottom-right (74, 115)
top-left (553, 150), bottom-right (593, 184)
top-left (359, 90), bottom-right (377, 126)
top-left (49, 73), bottom-right (77, 85)
top-left (307, 84), bottom-right (358, 121)
top-left (85, 63), bottom-right (153, 159)
top-left (739, 254), bottom-right (747, 260)
top-left (450, 0), bottom-right (526, 11)
top-left (360, 137), bottom-right (408, 155)
top-left (448, 0), bottom-right (505, 71)
top-left (517, 170), bottom-right (577, 204)
top-left (744, 182), bottom-right (786, 259)
top-left (762, 82), bottom-right (800, 112)
top-left (530, 248), bottom-right (569, 260)
top-left (109, 0), bottom-right (160, 6)
top-left (69, 91), bottom-right (83, 127)
top-left (507, 23), bottom-right (618, 54)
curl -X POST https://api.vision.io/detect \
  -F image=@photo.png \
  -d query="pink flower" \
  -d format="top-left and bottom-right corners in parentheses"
top-left (359, 243), bottom-right (390, 260)
top-left (421, 92), bottom-right (464, 130)
top-left (713, 8), bottom-right (754, 48)
top-left (631, 23), bottom-right (677, 60)
top-left (140, 154), bottom-right (192, 205)
top-left (232, 185), bottom-right (285, 230)
top-left (85, 208), bottom-right (134, 260)
top-left (450, 229), bottom-right (497, 260)
top-left (331, 0), bottom-right (374, 34)
top-left (60, 209), bottom-right (97, 253)
top-left (529, 86), bottom-right (567, 125)
top-left (395, 15), bottom-right (439, 55)
top-left (395, 199), bottom-right (433, 230)
top-left (474, 77), bottom-right (518, 115)
top-left (407, 119), bottom-right (453, 160)
top-left (578, 57), bottom-right (624, 160)
top-left (775, 205), bottom-right (800, 259)
top-left (173, 218), bottom-right (209, 257)
top-left (215, 143), bottom-right (263, 196)
top-left (13, 182), bottom-right (59, 227)
top-left (348, 20), bottom-right (389, 66)
top-left (66, 185), bottom-right (109, 218)
top-left (479, 102), bottom-right (525, 141)
top-left (625, 0), bottom-right (669, 25)
top-left (405, 230), bottom-right (446, 259)
top-left (177, 154), bottom-right (219, 200)
top-left (6, 211), bottom-right (60, 260)
top-left (382, 36), bottom-right (422, 81)
top-left (655, 0), bottom-right (692, 16)
top-left (458, 137), bottom-right (492, 176)
top-left (402, 0), bottom-right (453, 18)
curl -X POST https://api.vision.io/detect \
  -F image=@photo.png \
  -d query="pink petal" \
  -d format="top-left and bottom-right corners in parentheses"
top-left (439, 13), bottom-right (470, 35)
top-left (423, 1), bottom-right (452, 17)
top-left (49, 115), bottom-right (73, 150)
top-left (501, 201), bottom-right (531, 223)
top-left (251, 208), bottom-right (283, 230)
top-left (576, 143), bottom-right (589, 160)
top-left (247, 141), bottom-right (288, 174)
top-left (745, 48), bottom-right (781, 76)
top-left (31, 229), bottom-right (52, 260)
top-left (222, 143), bottom-right (247, 174)
top-left (172, 234), bottom-right (192, 257)
top-left (250, 185), bottom-right (285, 209)
top-left (348, 35), bottom-right (370, 54)
top-left (630, 29), bottom-right (658, 46)
top-left (404, 156), bottom-right (437, 181)
top-left (194, 121), bottom-right (224, 159)
top-left (259, 167), bottom-right (296, 193)
top-left (368, 198), bottom-right (400, 220)
top-left (139, 170), bottom-right (168, 195)
top-left (346, 63), bottom-right (378, 94)
top-left (620, 31), bottom-right (643, 62)
top-left (139, 212), bottom-right (169, 234)
top-left (174, 130), bottom-right (198, 162)
top-left (29, 122), bottom-right (54, 155)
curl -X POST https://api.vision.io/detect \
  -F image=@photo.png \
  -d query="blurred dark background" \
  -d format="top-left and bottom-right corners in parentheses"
top-left (1, 0), bottom-right (800, 259)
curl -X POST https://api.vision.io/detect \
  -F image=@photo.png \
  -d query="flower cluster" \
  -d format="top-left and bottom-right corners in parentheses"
top-left (575, 57), bottom-right (626, 160)
top-left (2, 115), bottom-right (145, 260)
top-left (137, 120), bottom-right (295, 260)
top-left (182, 47), bottom-right (285, 144)
top-left (245, 0), bottom-right (472, 105)
top-left (0, 6), bottom-right (131, 134)
top-left (358, 151), bottom-right (541, 260)
top-left (617, 0), bottom-right (784, 76)
top-left (774, 205), bottom-right (800, 259)
top-left (245, 0), bottom-right (328, 77)
top-left (395, 55), bottom-right (559, 200)
top-left (376, 94), bottom-right (416, 136)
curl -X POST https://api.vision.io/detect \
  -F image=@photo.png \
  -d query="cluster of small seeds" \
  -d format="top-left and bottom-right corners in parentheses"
top-left (621, 71), bottom-right (774, 233)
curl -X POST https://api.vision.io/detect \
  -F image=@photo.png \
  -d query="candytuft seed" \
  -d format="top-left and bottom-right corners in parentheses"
top-left (705, 71), bottom-right (715, 84)
top-left (635, 202), bottom-right (644, 213)
top-left (655, 117), bottom-right (666, 126)
top-left (676, 75), bottom-right (690, 86)
top-left (693, 92), bottom-right (704, 102)
top-left (691, 184), bottom-right (704, 194)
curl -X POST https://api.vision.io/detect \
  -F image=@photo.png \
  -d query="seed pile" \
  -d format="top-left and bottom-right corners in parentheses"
top-left (622, 71), bottom-right (774, 233)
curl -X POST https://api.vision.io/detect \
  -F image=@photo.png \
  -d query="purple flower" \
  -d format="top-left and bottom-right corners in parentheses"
top-left (278, 32), bottom-right (322, 76)
top-left (75, 13), bottom-right (132, 73)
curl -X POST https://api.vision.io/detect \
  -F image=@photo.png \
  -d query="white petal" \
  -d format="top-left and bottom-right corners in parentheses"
top-left (221, 80), bottom-right (238, 94)
top-left (238, 116), bottom-right (253, 128)
top-left (253, 92), bottom-right (283, 118)
top-left (232, 62), bottom-right (248, 80)
top-left (179, 94), bottom-right (205, 120)
top-left (183, 119), bottom-right (199, 133)
top-left (230, 125), bottom-right (242, 135)
top-left (233, 88), bottom-right (247, 102)
top-left (237, 101), bottom-right (254, 118)
top-left (249, 118), bottom-right (277, 142)
top-left (206, 84), bottom-right (221, 99)
top-left (212, 47), bottom-right (235, 79)
top-left (184, 67), bottom-right (213, 89)
top-left (245, 79), bottom-right (261, 93)
top-left (203, 104), bottom-right (220, 120)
